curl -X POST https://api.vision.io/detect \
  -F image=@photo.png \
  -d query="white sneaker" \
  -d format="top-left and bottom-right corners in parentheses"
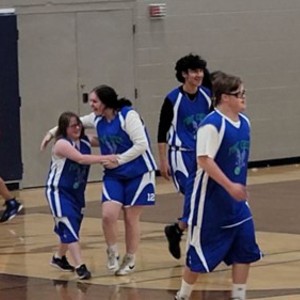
top-left (106, 249), bottom-right (119, 271)
top-left (174, 291), bottom-right (189, 300)
top-left (115, 254), bottom-right (135, 276)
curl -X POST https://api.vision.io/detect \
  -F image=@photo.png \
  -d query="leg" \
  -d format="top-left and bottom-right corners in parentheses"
top-left (51, 217), bottom-right (91, 279)
top-left (175, 266), bottom-right (199, 299)
top-left (68, 242), bottom-right (91, 280)
top-left (164, 221), bottom-right (184, 259)
top-left (102, 201), bottom-right (122, 270)
top-left (68, 242), bottom-right (83, 267)
top-left (51, 242), bottom-right (75, 272)
top-left (56, 242), bottom-right (69, 257)
top-left (123, 205), bottom-right (143, 254)
top-left (0, 177), bottom-right (23, 222)
top-left (232, 263), bottom-right (250, 284)
top-left (165, 149), bottom-right (196, 259)
top-left (0, 177), bottom-right (13, 200)
top-left (231, 263), bottom-right (250, 300)
top-left (230, 220), bottom-right (261, 300)
top-left (102, 201), bottom-right (122, 246)
top-left (115, 206), bottom-right (143, 276)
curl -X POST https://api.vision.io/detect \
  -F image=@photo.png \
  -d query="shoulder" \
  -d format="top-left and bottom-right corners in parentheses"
top-left (199, 86), bottom-right (212, 97)
top-left (80, 135), bottom-right (91, 146)
top-left (119, 105), bottom-right (133, 117)
top-left (53, 138), bottom-right (73, 156)
top-left (166, 86), bottom-right (182, 101)
top-left (239, 113), bottom-right (251, 127)
top-left (201, 111), bottom-right (222, 130)
top-left (55, 137), bottom-right (71, 146)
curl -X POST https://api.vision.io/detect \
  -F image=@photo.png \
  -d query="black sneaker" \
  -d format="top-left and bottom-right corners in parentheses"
top-left (76, 264), bottom-right (91, 280)
top-left (0, 199), bottom-right (23, 223)
top-left (50, 255), bottom-right (75, 272)
top-left (164, 223), bottom-right (183, 259)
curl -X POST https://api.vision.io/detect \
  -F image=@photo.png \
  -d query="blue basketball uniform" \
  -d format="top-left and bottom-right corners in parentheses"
top-left (184, 110), bottom-right (261, 272)
top-left (45, 137), bottom-right (91, 243)
top-left (166, 86), bottom-right (211, 194)
top-left (85, 106), bottom-right (157, 206)
top-left (102, 171), bottom-right (155, 206)
top-left (95, 106), bottom-right (157, 179)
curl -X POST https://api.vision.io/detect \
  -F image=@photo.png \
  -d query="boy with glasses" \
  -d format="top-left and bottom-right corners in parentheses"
top-left (175, 73), bottom-right (261, 300)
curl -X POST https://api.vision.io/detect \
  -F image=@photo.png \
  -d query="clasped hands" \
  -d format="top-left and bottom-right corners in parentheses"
top-left (101, 154), bottom-right (119, 169)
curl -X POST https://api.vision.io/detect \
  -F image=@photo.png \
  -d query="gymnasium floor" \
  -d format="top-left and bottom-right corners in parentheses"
top-left (0, 165), bottom-right (300, 300)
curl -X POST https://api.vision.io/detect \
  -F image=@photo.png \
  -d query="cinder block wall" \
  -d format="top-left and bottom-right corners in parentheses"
top-left (1, 0), bottom-right (300, 186)
top-left (135, 0), bottom-right (300, 163)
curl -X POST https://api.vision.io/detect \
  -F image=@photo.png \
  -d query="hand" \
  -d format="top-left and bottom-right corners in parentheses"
top-left (40, 132), bottom-right (53, 151)
top-left (101, 155), bottom-right (119, 169)
top-left (159, 160), bottom-right (171, 181)
top-left (227, 182), bottom-right (248, 201)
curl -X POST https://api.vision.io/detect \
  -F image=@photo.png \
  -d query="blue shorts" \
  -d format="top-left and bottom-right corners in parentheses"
top-left (102, 171), bottom-right (155, 207)
top-left (54, 215), bottom-right (83, 244)
top-left (168, 149), bottom-right (196, 195)
top-left (186, 219), bottom-right (262, 273)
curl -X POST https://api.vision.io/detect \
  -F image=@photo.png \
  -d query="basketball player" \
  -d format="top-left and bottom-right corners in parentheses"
top-left (41, 85), bottom-right (157, 276)
top-left (175, 73), bottom-right (261, 300)
top-left (46, 111), bottom-right (117, 279)
top-left (157, 53), bottom-right (212, 259)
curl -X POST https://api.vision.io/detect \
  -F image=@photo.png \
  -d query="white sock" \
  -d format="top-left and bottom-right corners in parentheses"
top-left (178, 279), bottom-right (194, 299)
top-left (54, 252), bottom-right (62, 259)
top-left (126, 253), bottom-right (135, 261)
top-left (108, 244), bottom-right (118, 255)
top-left (232, 284), bottom-right (246, 300)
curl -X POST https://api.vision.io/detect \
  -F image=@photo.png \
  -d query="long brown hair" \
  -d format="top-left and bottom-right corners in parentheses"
top-left (91, 85), bottom-right (132, 110)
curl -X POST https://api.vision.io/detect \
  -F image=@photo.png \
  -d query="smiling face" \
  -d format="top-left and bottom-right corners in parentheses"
top-left (56, 112), bottom-right (84, 141)
top-left (89, 91), bottom-right (106, 116)
top-left (66, 116), bottom-right (83, 141)
top-left (182, 68), bottom-right (204, 89)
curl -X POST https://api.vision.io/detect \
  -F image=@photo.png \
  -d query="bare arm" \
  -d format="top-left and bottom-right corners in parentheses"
top-left (198, 156), bottom-right (247, 201)
top-left (197, 124), bottom-right (247, 201)
top-left (40, 113), bottom-right (96, 151)
top-left (54, 139), bottom-right (117, 165)
top-left (157, 98), bottom-right (173, 180)
top-left (158, 142), bottom-right (170, 180)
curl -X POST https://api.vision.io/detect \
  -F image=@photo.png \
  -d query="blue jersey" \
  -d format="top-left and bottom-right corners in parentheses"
top-left (167, 86), bottom-right (211, 150)
top-left (45, 137), bottom-right (91, 217)
top-left (95, 106), bottom-right (157, 179)
top-left (187, 110), bottom-right (252, 228)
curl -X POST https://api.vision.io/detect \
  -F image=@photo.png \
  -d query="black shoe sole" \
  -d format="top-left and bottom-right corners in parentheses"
top-left (50, 262), bottom-right (75, 272)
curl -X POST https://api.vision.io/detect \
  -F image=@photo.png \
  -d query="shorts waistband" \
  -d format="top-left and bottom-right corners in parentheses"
top-left (169, 146), bottom-right (193, 152)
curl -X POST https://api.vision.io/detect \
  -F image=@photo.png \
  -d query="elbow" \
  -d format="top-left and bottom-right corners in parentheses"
top-left (139, 141), bottom-right (148, 153)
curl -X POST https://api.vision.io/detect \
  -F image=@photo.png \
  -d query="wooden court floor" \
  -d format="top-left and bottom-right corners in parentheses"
top-left (1, 165), bottom-right (300, 300)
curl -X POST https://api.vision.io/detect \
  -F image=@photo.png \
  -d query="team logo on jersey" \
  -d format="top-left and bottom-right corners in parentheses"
top-left (100, 135), bottom-right (123, 154)
top-left (228, 140), bottom-right (249, 175)
top-left (68, 163), bottom-right (88, 189)
top-left (183, 113), bottom-right (207, 139)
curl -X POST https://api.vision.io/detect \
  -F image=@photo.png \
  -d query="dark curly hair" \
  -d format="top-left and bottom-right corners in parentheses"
top-left (175, 53), bottom-right (207, 83)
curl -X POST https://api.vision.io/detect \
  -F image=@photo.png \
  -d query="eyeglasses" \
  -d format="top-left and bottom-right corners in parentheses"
top-left (68, 123), bottom-right (81, 129)
top-left (227, 89), bottom-right (246, 98)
